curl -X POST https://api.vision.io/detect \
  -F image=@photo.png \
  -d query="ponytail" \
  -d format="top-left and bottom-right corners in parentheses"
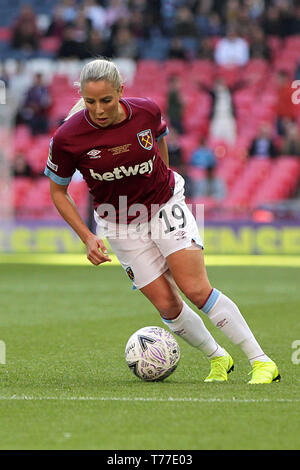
top-left (65, 58), bottom-right (123, 121)
top-left (65, 97), bottom-right (86, 121)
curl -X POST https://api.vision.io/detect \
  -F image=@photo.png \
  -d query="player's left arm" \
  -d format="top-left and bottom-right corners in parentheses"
top-left (157, 136), bottom-right (169, 168)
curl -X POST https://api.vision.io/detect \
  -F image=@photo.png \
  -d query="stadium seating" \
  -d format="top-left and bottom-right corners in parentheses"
top-left (9, 29), bottom-right (300, 221)
top-left (0, 0), bottom-right (58, 26)
top-left (13, 177), bottom-right (35, 210)
top-left (221, 158), bottom-right (273, 208)
top-left (250, 156), bottom-right (300, 207)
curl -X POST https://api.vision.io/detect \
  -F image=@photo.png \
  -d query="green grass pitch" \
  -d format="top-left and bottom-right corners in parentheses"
top-left (0, 254), bottom-right (299, 450)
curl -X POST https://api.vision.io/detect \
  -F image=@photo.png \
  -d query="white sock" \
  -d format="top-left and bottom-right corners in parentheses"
top-left (162, 301), bottom-right (226, 359)
top-left (201, 289), bottom-right (271, 364)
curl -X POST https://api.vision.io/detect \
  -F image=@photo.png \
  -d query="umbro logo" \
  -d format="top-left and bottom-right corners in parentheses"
top-left (87, 149), bottom-right (101, 158)
top-left (216, 318), bottom-right (228, 328)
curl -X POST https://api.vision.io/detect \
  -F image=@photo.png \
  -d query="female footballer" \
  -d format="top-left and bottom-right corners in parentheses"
top-left (44, 58), bottom-right (280, 384)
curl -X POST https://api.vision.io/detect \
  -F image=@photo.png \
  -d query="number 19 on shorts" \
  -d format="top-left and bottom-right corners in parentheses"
top-left (159, 203), bottom-right (187, 234)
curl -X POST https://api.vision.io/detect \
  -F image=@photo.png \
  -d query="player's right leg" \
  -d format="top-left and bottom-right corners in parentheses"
top-left (95, 213), bottom-right (233, 382)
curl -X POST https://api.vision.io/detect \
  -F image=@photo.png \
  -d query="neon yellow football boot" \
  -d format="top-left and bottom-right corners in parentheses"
top-left (248, 360), bottom-right (281, 384)
top-left (204, 351), bottom-right (234, 383)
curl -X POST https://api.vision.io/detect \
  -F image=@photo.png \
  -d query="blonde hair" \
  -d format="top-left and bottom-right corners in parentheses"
top-left (65, 58), bottom-right (123, 120)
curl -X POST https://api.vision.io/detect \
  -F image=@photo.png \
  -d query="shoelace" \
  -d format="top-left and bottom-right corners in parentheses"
top-left (248, 362), bottom-right (270, 377)
top-left (210, 358), bottom-right (227, 374)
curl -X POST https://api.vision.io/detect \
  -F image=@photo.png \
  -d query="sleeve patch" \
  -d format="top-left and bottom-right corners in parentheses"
top-left (44, 167), bottom-right (72, 185)
top-left (47, 158), bottom-right (58, 172)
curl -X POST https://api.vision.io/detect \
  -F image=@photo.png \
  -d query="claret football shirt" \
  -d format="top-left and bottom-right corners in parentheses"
top-left (44, 97), bottom-right (175, 223)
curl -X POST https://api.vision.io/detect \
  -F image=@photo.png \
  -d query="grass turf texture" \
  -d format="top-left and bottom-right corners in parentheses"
top-left (0, 256), bottom-right (299, 450)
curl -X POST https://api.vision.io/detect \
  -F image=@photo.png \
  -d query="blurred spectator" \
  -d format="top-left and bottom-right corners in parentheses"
top-left (249, 123), bottom-right (278, 158)
top-left (193, 165), bottom-right (226, 200)
top-left (129, 10), bottom-right (151, 40)
top-left (166, 76), bottom-right (183, 135)
top-left (160, 0), bottom-right (181, 35)
top-left (111, 27), bottom-right (140, 60)
top-left (291, 4), bottom-right (300, 35)
top-left (46, 5), bottom-right (67, 40)
top-left (249, 26), bottom-right (271, 60)
top-left (281, 121), bottom-right (300, 156)
top-left (195, 0), bottom-right (224, 37)
top-left (200, 77), bottom-right (237, 143)
top-left (57, 25), bottom-right (86, 60)
top-left (130, 0), bottom-right (149, 17)
top-left (9, 62), bottom-right (33, 111)
top-left (225, 0), bottom-right (241, 24)
top-left (197, 37), bottom-right (214, 60)
top-left (12, 154), bottom-right (34, 178)
top-left (179, 165), bottom-right (194, 199)
top-left (194, 0), bottom-right (212, 35)
top-left (294, 57), bottom-right (300, 81)
top-left (205, 12), bottom-right (224, 36)
top-left (144, 0), bottom-right (161, 32)
top-left (170, 6), bottom-right (199, 59)
top-left (83, 0), bottom-right (107, 34)
top-left (0, 64), bottom-right (10, 88)
top-left (60, 0), bottom-right (78, 24)
top-left (73, 7), bottom-right (91, 41)
top-left (236, 2), bottom-right (256, 37)
top-left (127, 0), bottom-right (159, 40)
top-left (276, 0), bottom-right (294, 37)
top-left (246, 0), bottom-right (265, 20)
top-left (82, 30), bottom-right (111, 59)
top-left (168, 37), bottom-right (187, 60)
top-left (166, 128), bottom-right (184, 170)
top-left (190, 137), bottom-right (217, 169)
top-left (11, 4), bottom-right (40, 53)
top-left (172, 6), bottom-right (198, 38)
top-left (106, 0), bottom-right (130, 30)
top-left (261, 5), bottom-right (283, 37)
top-left (275, 70), bottom-right (297, 136)
top-left (18, 73), bottom-right (51, 136)
top-left (214, 24), bottom-right (249, 67)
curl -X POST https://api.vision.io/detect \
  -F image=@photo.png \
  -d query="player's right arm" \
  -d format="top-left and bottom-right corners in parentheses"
top-left (49, 180), bottom-right (111, 265)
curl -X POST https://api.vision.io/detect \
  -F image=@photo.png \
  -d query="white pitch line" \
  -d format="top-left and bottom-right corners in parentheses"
top-left (0, 396), bottom-right (299, 403)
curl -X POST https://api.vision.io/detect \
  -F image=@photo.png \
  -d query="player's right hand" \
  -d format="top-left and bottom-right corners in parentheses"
top-left (85, 235), bottom-right (112, 265)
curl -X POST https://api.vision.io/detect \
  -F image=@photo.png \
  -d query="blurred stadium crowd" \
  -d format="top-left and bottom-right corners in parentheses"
top-left (1, 0), bottom-right (300, 222)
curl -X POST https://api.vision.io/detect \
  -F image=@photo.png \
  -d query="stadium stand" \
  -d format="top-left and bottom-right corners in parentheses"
top-left (2, 0), bottom-right (300, 222)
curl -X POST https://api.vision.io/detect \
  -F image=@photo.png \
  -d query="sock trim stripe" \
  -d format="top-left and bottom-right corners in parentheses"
top-left (161, 302), bottom-right (185, 324)
top-left (201, 288), bottom-right (220, 314)
top-left (199, 288), bottom-right (213, 311)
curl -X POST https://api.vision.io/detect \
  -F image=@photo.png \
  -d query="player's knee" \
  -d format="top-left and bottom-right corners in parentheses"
top-left (156, 295), bottom-right (183, 319)
top-left (183, 284), bottom-right (211, 309)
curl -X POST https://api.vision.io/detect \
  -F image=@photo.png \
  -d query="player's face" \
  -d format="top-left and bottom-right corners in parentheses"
top-left (82, 80), bottom-right (124, 128)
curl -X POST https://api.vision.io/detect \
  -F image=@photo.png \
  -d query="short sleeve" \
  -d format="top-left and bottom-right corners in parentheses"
top-left (143, 97), bottom-right (169, 142)
top-left (44, 133), bottom-right (76, 185)
top-left (154, 105), bottom-right (169, 142)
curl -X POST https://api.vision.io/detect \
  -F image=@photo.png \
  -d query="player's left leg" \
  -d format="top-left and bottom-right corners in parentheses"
top-left (100, 216), bottom-right (233, 381)
top-left (140, 270), bottom-right (234, 382)
top-left (166, 246), bottom-right (280, 384)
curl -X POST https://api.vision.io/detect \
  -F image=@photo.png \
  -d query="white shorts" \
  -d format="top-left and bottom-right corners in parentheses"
top-left (94, 172), bottom-right (203, 289)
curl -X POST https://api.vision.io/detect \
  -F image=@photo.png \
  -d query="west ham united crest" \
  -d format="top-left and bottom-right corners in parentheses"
top-left (126, 267), bottom-right (135, 281)
top-left (137, 129), bottom-right (153, 150)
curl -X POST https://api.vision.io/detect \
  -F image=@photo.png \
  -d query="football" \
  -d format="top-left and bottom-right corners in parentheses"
top-left (125, 326), bottom-right (180, 381)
